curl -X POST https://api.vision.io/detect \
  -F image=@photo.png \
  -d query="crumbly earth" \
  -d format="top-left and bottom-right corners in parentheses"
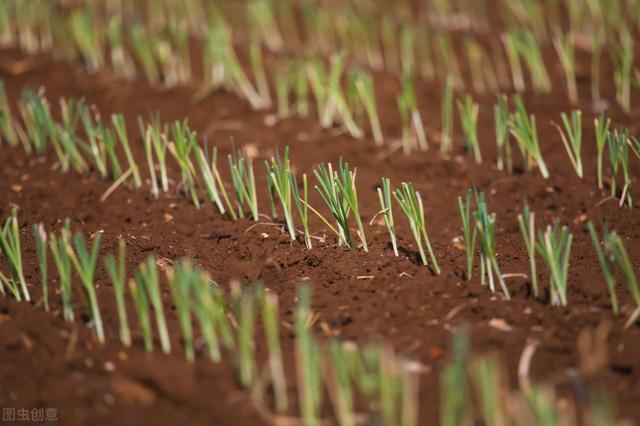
top-left (0, 42), bottom-right (638, 425)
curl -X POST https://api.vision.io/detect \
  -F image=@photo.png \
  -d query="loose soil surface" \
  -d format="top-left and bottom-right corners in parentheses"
top-left (0, 39), bottom-right (639, 426)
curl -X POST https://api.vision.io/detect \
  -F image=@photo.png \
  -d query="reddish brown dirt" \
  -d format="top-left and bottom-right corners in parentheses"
top-left (0, 42), bottom-right (639, 426)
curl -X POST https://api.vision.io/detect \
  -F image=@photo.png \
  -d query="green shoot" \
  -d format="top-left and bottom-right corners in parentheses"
top-left (111, 113), bottom-right (142, 188)
top-left (334, 160), bottom-right (368, 252)
top-left (139, 117), bottom-right (159, 198)
top-left (474, 193), bottom-right (510, 299)
top-left (594, 114), bottom-right (611, 189)
top-left (194, 143), bottom-right (226, 215)
top-left (440, 76), bottom-right (454, 155)
top-left (554, 110), bottom-right (583, 178)
top-left (104, 239), bottom-right (131, 347)
top-left (262, 292), bottom-right (288, 413)
top-left (397, 71), bottom-right (428, 153)
top-left (291, 173), bottom-right (312, 249)
top-left (536, 221), bottom-right (572, 306)
top-left (512, 31), bottom-right (551, 93)
top-left (553, 31), bottom-right (577, 103)
top-left (79, 103), bottom-right (108, 179)
top-left (32, 224), bottom-right (48, 311)
top-left (611, 29), bottom-right (633, 112)
top-left (67, 232), bottom-right (104, 343)
top-left (376, 177), bottom-right (398, 257)
top-left (502, 32), bottom-right (525, 92)
top-left (509, 96), bottom-right (549, 179)
top-left (139, 256), bottom-right (171, 354)
top-left (313, 162), bottom-right (353, 248)
top-left (470, 356), bottom-right (507, 426)
top-left (237, 286), bottom-right (256, 388)
top-left (326, 341), bottom-right (355, 426)
top-left (130, 25), bottom-right (159, 85)
top-left (607, 128), bottom-right (632, 207)
top-left (0, 81), bottom-right (18, 146)
top-left (353, 70), bottom-right (383, 145)
top-left (0, 209), bottom-right (29, 302)
top-left (494, 95), bottom-right (512, 173)
top-left (441, 328), bottom-right (470, 426)
top-left (457, 191), bottom-right (476, 281)
top-left (130, 274), bottom-right (153, 352)
top-left (295, 284), bottom-right (322, 426)
top-left (265, 147), bottom-right (296, 241)
top-left (191, 270), bottom-right (221, 361)
top-left (169, 120), bottom-right (200, 208)
top-left (228, 147), bottom-right (258, 221)
top-left (457, 95), bottom-right (482, 163)
top-left (167, 261), bottom-right (195, 362)
top-left (249, 36), bottom-right (272, 108)
top-left (589, 222), bottom-right (640, 325)
top-left (393, 183), bottom-right (440, 274)
top-left (49, 220), bottom-right (73, 321)
top-left (587, 222), bottom-right (619, 315)
top-left (517, 202), bottom-right (538, 297)
top-left (69, 8), bottom-right (103, 72)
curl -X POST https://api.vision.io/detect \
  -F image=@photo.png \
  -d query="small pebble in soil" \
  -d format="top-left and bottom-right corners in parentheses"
top-left (104, 361), bottom-right (115, 372)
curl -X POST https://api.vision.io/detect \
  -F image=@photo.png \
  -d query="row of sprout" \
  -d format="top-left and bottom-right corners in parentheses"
top-left (0, 209), bottom-right (624, 425)
top-left (0, 0), bottom-right (638, 151)
top-left (1, 84), bottom-right (639, 318)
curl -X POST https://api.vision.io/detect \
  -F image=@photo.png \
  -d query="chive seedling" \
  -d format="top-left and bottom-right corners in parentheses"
top-left (0, 81), bottom-right (18, 146)
top-left (139, 256), bottom-right (171, 354)
top-left (49, 221), bottom-right (73, 321)
top-left (167, 261), bottom-right (195, 362)
top-left (474, 193), bottom-right (510, 299)
top-left (440, 76), bottom-right (454, 155)
top-left (394, 183), bottom-right (440, 274)
top-left (169, 120), bottom-right (200, 208)
top-left (291, 173), bottom-right (312, 249)
top-left (553, 110), bottom-right (583, 178)
top-left (313, 162), bottom-right (353, 248)
top-left (0, 209), bottom-right (29, 302)
top-left (130, 274), bottom-right (153, 352)
top-left (611, 29), bottom-right (633, 112)
top-left (249, 35), bottom-right (272, 108)
top-left (237, 286), bottom-right (256, 388)
top-left (512, 31), bottom-right (551, 93)
top-left (502, 32), bottom-right (525, 92)
top-left (79, 103), bottom-right (108, 179)
top-left (397, 71), bottom-right (428, 153)
top-left (104, 239), bottom-right (131, 347)
top-left (353, 70), bottom-right (383, 145)
top-left (553, 31), bottom-right (577, 103)
top-left (194, 143), bottom-right (226, 215)
top-left (262, 292), bottom-right (288, 413)
top-left (536, 221), bottom-right (572, 306)
top-left (326, 341), bottom-right (355, 426)
top-left (607, 128), bottom-right (632, 207)
top-left (228, 147), bottom-right (258, 221)
top-left (130, 25), bottom-right (160, 85)
top-left (594, 114), bottom-right (611, 190)
top-left (67, 232), bottom-right (104, 343)
top-left (517, 202), bottom-right (538, 297)
top-left (494, 95), bottom-right (512, 173)
top-left (457, 191), bottom-right (476, 281)
top-left (470, 356), bottom-right (506, 426)
top-left (376, 177), bottom-right (398, 257)
top-left (457, 95), bottom-right (482, 163)
top-left (265, 147), bottom-right (296, 241)
top-left (441, 329), bottom-right (470, 426)
top-left (112, 113), bottom-right (142, 188)
top-left (33, 224), bottom-right (48, 311)
top-left (139, 117), bottom-right (159, 198)
top-left (509, 96), bottom-right (549, 179)
top-left (588, 222), bottom-right (640, 324)
top-left (0, 269), bottom-right (19, 299)
top-left (295, 284), bottom-right (322, 426)
top-left (191, 270), bottom-right (221, 361)
top-left (334, 160), bottom-right (368, 252)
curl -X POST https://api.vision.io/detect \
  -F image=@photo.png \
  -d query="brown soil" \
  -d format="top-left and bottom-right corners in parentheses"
top-left (0, 39), bottom-right (639, 426)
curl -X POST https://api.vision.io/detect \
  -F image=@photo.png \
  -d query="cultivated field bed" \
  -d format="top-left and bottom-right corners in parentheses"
top-left (0, 1), bottom-right (639, 425)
